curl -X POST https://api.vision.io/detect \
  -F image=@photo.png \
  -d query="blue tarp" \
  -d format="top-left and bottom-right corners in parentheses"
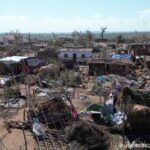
top-left (96, 76), bottom-right (106, 81)
top-left (111, 54), bottom-right (132, 60)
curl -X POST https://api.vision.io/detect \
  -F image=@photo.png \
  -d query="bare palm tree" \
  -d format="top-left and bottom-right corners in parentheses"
top-left (11, 30), bottom-right (23, 45)
top-left (101, 27), bottom-right (107, 39)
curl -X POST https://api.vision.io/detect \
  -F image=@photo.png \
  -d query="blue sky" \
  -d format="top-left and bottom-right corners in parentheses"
top-left (0, 0), bottom-right (150, 32)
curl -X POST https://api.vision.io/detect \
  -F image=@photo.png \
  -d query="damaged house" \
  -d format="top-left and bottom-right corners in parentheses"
top-left (0, 56), bottom-right (29, 75)
top-left (88, 58), bottom-right (135, 76)
top-left (58, 48), bottom-right (93, 67)
top-left (88, 53), bottom-right (134, 76)
top-left (0, 56), bottom-right (41, 75)
top-left (0, 56), bottom-right (42, 86)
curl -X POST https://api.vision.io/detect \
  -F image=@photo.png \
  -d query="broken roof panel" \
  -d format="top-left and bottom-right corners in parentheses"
top-left (88, 58), bottom-right (135, 66)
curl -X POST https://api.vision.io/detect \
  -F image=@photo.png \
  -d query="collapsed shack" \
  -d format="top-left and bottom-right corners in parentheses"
top-left (65, 120), bottom-right (114, 150)
top-left (115, 87), bottom-right (150, 142)
top-left (27, 97), bottom-right (76, 149)
top-left (36, 97), bottom-right (74, 129)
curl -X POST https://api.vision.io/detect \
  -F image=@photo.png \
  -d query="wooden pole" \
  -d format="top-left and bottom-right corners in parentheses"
top-left (22, 109), bottom-right (27, 150)
top-left (25, 84), bottom-right (27, 106)
top-left (22, 129), bottom-right (27, 150)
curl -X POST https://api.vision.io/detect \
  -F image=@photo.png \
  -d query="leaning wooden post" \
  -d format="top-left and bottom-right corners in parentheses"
top-left (25, 84), bottom-right (27, 106)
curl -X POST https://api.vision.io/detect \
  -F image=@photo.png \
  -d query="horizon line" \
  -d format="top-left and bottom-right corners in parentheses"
top-left (0, 31), bottom-right (150, 34)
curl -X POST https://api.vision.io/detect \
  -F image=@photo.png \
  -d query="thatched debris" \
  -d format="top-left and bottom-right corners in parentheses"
top-left (126, 107), bottom-right (150, 135)
top-left (24, 75), bottom-right (37, 85)
top-left (65, 120), bottom-right (111, 150)
top-left (36, 64), bottom-right (58, 79)
top-left (37, 97), bottom-right (70, 112)
top-left (28, 97), bottom-right (74, 129)
top-left (118, 87), bottom-right (150, 107)
top-left (4, 88), bottom-right (21, 99)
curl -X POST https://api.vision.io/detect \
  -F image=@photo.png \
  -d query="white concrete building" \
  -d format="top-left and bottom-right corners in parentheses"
top-left (58, 48), bottom-right (93, 63)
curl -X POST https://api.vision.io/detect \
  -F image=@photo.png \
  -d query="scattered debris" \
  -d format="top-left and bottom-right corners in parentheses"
top-left (4, 98), bottom-right (25, 108)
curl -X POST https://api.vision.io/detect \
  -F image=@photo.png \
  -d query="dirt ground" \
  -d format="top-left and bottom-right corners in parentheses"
top-left (0, 84), bottom-right (37, 150)
top-left (0, 108), bottom-right (36, 150)
top-left (72, 81), bottom-right (105, 112)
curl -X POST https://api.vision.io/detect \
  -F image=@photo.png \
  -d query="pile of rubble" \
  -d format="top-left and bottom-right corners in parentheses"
top-left (65, 120), bottom-right (111, 150)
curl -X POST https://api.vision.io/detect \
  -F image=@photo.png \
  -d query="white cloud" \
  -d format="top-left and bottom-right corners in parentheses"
top-left (140, 8), bottom-right (150, 16)
top-left (0, 9), bottom-right (150, 33)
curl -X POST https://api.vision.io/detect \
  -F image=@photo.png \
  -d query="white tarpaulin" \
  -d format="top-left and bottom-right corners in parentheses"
top-left (0, 76), bottom-right (11, 85)
top-left (0, 56), bottom-right (28, 64)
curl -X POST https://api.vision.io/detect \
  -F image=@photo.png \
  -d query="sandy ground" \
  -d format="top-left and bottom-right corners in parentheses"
top-left (0, 85), bottom-right (36, 150)
top-left (0, 84), bottom-right (37, 149)
top-left (71, 82), bottom-right (105, 112)
top-left (0, 108), bottom-right (36, 150)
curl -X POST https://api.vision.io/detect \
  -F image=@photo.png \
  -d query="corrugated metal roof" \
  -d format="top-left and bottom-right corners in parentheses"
top-left (0, 56), bottom-right (28, 64)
